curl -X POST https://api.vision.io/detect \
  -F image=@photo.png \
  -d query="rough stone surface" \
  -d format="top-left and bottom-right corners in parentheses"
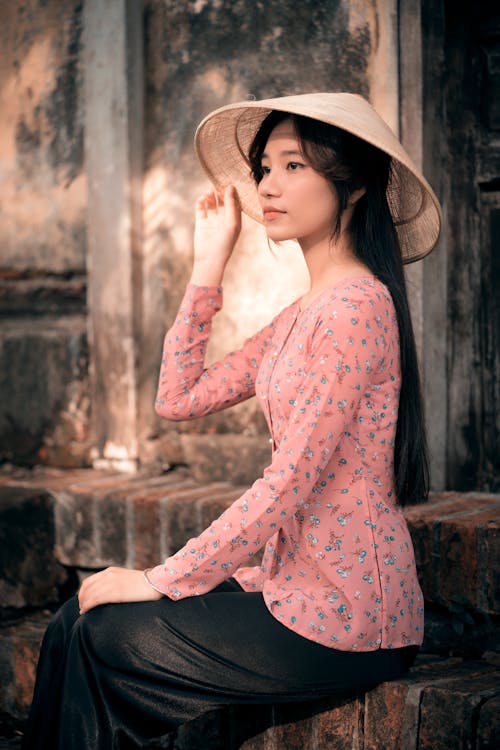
top-left (477, 517), bottom-right (500, 614)
top-left (229, 705), bottom-right (275, 749)
top-left (53, 473), bottom-right (175, 567)
top-left (477, 693), bottom-right (500, 749)
top-left (0, 1), bottom-right (85, 274)
top-left (364, 655), bottom-right (464, 750)
top-left (313, 697), bottom-right (364, 749)
top-left (180, 434), bottom-right (271, 485)
top-left (0, 468), bottom-right (499, 748)
top-left (0, 487), bottom-right (67, 613)
top-left (0, 275), bottom-right (86, 317)
top-left (422, 603), bottom-right (500, 657)
top-left (0, 612), bottom-right (51, 720)
top-left (437, 505), bottom-right (500, 612)
top-left (418, 670), bottom-right (500, 750)
top-left (29, 467), bottom-right (247, 569)
top-left (267, 702), bottom-right (316, 750)
top-left (440, 2), bottom-right (500, 493)
top-left (405, 492), bottom-right (500, 615)
top-left (0, 318), bottom-right (90, 467)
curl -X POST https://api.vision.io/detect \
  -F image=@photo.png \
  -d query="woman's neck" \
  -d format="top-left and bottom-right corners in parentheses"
top-left (299, 233), bottom-right (371, 301)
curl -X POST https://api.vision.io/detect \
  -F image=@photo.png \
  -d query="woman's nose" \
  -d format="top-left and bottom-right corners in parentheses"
top-left (258, 172), bottom-right (281, 197)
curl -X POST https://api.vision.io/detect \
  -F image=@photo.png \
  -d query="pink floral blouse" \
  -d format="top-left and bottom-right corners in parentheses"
top-left (149, 279), bottom-right (424, 651)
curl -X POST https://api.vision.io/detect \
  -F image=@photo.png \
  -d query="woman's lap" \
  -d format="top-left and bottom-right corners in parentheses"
top-left (22, 579), bottom-right (417, 749)
top-left (56, 579), bottom-right (415, 696)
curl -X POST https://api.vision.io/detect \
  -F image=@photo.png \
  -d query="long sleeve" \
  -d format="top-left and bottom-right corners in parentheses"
top-left (155, 284), bottom-right (278, 420)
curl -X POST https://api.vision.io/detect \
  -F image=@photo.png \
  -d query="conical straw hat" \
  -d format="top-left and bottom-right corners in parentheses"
top-left (195, 93), bottom-right (442, 263)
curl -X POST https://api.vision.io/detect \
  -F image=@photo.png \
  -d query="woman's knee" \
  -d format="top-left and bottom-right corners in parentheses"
top-left (45, 595), bottom-right (80, 640)
top-left (71, 602), bottom-right (150, 667)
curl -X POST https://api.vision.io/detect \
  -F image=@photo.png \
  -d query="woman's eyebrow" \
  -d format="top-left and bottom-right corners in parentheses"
top-left (261, 149), bottom-right (304, 159)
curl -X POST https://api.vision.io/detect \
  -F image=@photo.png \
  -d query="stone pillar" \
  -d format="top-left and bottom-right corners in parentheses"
top-left (369, 0), bottom-right (400, 135)
top-left (83, 0), bottom-right (143, 471)
top-left (399, 0), bottom-right (448, 490)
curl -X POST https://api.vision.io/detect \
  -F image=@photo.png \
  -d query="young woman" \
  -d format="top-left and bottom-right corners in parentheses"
top-left (22, 93), bottom-right (441, 749)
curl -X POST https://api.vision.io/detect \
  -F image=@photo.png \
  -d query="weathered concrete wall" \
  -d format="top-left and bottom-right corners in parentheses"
top-left (0, 0), bottom-right (86, 273)
top-left (0, 317), bottom-right (90, 466)
top-left (0, 0), bottom-right (90, 467)
top-left (5, 1), bottom-right (494, 493)
top-left (141, 0), bottom-right (381, 475)
top-left (0, 0), bottom-right (400, 479)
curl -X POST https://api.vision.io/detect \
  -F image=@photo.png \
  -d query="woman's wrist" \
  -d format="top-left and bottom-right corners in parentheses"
top-left (190, 259), bottom-right (225, 287)
top-left (143, 567), bottom-right (165, 596)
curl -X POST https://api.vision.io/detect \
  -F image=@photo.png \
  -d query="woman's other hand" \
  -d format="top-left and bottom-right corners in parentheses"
top-left (78, 567), bottom-right (163, 614)
top-left (191, 184), bottom-right (242, 286)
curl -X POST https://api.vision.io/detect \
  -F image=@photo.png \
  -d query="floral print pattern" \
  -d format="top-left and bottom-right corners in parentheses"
top-left (150, 279), bottom-right (424, 650)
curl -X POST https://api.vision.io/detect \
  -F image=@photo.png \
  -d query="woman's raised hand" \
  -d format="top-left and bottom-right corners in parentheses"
top-left (191, 184), bottom-right (242, 287)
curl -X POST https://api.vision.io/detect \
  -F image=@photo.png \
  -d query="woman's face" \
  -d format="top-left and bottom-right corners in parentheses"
top-left (257, 119), bottom-right (338, 248)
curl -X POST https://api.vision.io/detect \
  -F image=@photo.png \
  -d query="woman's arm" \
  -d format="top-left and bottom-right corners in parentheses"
top-left (154, 284), bottom-right (278, 420)
top-left (155, 184), bottom-right (281, 419)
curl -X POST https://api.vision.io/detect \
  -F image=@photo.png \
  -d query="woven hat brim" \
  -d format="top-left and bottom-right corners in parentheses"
top-left (195, 93), bottom-right (442, 264)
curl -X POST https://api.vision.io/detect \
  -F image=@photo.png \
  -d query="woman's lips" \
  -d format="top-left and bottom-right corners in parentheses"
top-left (263, 208), bottom-right (286, 220)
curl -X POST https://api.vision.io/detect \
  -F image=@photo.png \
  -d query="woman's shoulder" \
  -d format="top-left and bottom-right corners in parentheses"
top-left (307, 275), bottom-right (394, 319)
top-left (304, 277), bottom-right (398, 350)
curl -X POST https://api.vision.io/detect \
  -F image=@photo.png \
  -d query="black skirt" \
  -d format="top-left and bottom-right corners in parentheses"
top-left (21, 579), bottom-right (417, 749)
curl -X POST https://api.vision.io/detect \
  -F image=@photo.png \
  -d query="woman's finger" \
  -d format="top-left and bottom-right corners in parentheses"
top-left (223, 185), bottom-right (241, 232)
top-left (196, 189), bottom-right (220, 216)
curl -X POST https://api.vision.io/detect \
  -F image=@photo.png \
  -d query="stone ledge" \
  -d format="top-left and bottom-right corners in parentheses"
top-left (0, 611), bottom-right (51, 722)
top-left (0, 319), bottom-right (90, 467)
top-left (0, 470), bottom-right (499, 747)
top-left (1, 470), bottom-right (498, 620)
top-left (172, 654), bottom-right (500, 749)
top-left (405, 491), bottom-right (500, 616)
top-left (0, 487), bottom-right (68, 612)
top-left (0, 616), bottom-right (498, 750)
top-left (0, 467), bottom-right (248, 572)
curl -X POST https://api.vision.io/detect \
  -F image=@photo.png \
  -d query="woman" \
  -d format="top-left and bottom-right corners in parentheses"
top-left (22, 93), bottom-right (441, 749)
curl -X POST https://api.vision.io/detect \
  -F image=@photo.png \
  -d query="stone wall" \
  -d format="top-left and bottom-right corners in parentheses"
top-left (1, 0), bottom-right (394, 480)
top-left (140, 0), bottom-right (391, 475)
top-left (1, 0), bottom-right (498, 492)
top-left (0, 0), bottom-right (90, 468)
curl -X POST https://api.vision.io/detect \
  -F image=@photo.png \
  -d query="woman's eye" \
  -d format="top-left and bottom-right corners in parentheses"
top-left (287, 162), bottom-right (304, 170)
top-left (261, 165), bottom-right (271, 175)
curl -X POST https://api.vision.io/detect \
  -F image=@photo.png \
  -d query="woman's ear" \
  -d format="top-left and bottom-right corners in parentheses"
top-left (348, 187), bottom-right (366, 206)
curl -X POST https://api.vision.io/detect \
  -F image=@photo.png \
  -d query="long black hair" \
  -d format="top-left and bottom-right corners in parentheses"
top-left (249, 111), bottom-right (429, 506)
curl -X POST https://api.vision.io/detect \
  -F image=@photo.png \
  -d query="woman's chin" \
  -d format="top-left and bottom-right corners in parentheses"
top-left (265, 228), bottom-right (296, 243)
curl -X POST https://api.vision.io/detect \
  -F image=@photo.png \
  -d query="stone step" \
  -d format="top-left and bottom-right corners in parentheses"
top-left (0, 470), bottom-right (499, 654)
top-left (233, 653), bottom-right (500, 749)
top-left (0, 466), bottom-right (499, 746)
top-left (0, 714), bottom-right (24, 750)
top-left (0, 612), bottom-right (51, 723)
top-left (0, 613), bottom-right (498, 750)
top-left (1, 467), bottom-right (498, 622)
